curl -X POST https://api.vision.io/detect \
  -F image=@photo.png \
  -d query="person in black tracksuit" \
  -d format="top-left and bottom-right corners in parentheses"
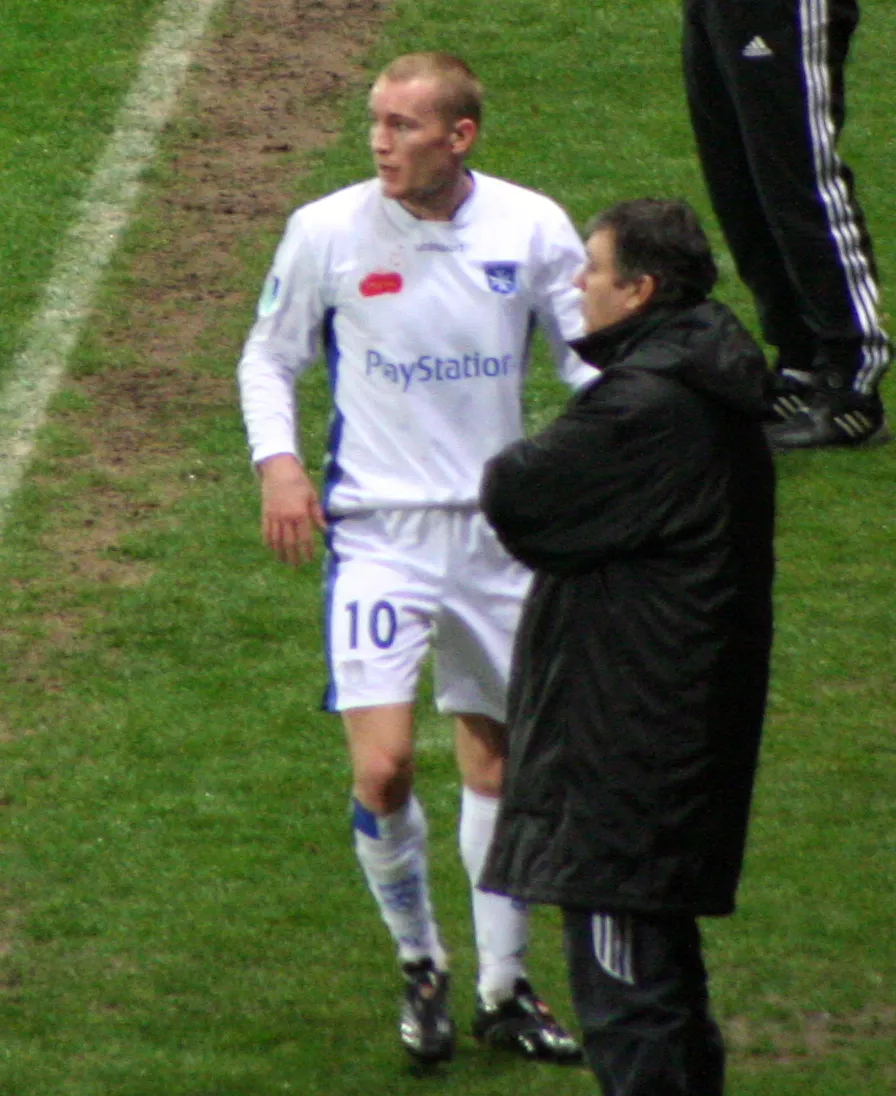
top-left (479, 199), bottom-right (775, 1095)
top-left (682, 0), bottom-right (891, 449)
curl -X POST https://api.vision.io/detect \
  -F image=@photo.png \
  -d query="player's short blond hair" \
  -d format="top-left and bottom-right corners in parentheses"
top-left (376, 52), bottom-right (483, 128)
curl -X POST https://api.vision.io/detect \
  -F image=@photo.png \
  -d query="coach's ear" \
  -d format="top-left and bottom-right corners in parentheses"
top-left (631, 273), bottom-right (657, 311)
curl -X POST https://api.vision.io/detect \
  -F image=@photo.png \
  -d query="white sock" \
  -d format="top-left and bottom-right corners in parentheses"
top-left (352, 796), bottom-right (447, 970)
top-left (459, 785), bottom-right (529, 1006)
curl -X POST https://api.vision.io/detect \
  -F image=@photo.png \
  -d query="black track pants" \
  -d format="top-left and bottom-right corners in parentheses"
top-left (682, 0), bottom-right (889, 393)
top-left (562, 909), bottom-right (725, 1096)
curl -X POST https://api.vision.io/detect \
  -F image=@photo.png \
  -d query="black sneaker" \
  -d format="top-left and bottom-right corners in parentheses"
top-left (399, 959), bottom-right (455, 1064)
top-left (765, 389), bottom-right (892, 450)
top-left (472, 978), bottom-right (583, 1064)
top-left (764, 370), bottom-right (813, 423)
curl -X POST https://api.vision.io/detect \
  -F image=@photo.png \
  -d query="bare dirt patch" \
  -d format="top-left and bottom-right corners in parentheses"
top-left (43, 0), bottom-right (387, 581)
top-left (107, 0), bottom-right (387, 365)
top-left (725, 1006), bottom-right (896, 1066)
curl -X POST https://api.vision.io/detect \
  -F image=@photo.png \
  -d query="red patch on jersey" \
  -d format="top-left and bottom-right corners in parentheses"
top-left (360, 271), bottom-right (403, 297)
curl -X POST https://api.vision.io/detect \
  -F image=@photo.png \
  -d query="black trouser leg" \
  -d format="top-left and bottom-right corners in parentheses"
top-left (683, 0), bottom-right (814, 371)
top-left (562, 909), bottom-right (725, 1096)
top-left (683, 0), bottom-right (813, 371)
top-left (683, 0), bottom-right (889, 392)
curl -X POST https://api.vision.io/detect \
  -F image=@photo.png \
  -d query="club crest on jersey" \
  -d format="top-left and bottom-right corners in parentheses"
top-left (360, 271), bottom-right (403, 297)
top-left (484, 263), bottom-right (518, 295)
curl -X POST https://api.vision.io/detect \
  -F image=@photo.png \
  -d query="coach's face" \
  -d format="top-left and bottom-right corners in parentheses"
top-left (575, 228), bottom-right (655, 334)
top-left (369, 76), bottom-right (476, 219)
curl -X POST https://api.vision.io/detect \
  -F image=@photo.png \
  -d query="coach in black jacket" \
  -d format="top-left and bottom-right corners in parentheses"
top-left (480, 199), bottom-right (775, 1095)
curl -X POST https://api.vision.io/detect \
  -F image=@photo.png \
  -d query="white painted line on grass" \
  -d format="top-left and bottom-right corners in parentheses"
top-left (0, 0), bottom-right (223, 534)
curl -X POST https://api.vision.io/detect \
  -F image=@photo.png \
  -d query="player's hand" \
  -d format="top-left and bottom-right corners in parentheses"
top-left (258, 454), bottom-right (326, 566)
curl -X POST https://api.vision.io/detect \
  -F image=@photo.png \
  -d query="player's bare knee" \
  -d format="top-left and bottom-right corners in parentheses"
top-left (353, 749), bottom-right (414, 814)
top-left (462, 757), bottom-right (504, 798)
top-left (455, 713), bottom-right (507, 796)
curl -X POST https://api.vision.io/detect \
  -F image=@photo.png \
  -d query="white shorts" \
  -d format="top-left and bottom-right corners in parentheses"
top-left (322, 508), bottom-right (532, 721)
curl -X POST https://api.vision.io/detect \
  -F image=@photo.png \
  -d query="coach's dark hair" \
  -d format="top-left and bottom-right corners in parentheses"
top-left (377, 52), bottom-right (483, 128)
top-left (588, 198), bottom-right (718, 306)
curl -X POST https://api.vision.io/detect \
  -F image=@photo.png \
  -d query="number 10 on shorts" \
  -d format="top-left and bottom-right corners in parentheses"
top-left (346, 599), bottom-right (398, 650)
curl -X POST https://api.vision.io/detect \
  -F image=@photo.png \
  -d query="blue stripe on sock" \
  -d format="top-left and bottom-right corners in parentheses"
top-left (352, 798), bottom-right (380, 839)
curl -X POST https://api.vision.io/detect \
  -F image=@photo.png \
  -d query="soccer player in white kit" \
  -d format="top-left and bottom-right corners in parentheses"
top-left (238, 52), bottom-right (591, 1065)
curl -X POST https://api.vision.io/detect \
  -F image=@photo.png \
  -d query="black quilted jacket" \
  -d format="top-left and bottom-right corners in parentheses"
top-left (480, 299), bottom-right (775, 917)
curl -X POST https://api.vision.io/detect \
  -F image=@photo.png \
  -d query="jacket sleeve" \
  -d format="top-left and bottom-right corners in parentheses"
top-left (481, 372), bottom-right (712, 575)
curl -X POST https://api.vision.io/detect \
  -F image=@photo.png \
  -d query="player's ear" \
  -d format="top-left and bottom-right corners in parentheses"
top-left (450, 118), bottom-right (477, 154)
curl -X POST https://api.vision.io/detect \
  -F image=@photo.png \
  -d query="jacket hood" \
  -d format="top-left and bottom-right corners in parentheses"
top-left (569, 299), bottom-right (768, 417)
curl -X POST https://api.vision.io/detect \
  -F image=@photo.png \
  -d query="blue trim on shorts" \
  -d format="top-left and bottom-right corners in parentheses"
top-left (321, 519), bottom-right (342, 713)
top-left (351, 797), bottom-right (380, 839)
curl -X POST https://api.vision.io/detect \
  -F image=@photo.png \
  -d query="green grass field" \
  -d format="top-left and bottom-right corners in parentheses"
top-left (1, 0), bottom-right (894, 1093)
top-left (0, 0), bottom-right (167, 386)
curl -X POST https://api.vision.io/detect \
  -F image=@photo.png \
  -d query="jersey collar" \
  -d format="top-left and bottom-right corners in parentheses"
top-left (380, 170), bottom-right (479, 231)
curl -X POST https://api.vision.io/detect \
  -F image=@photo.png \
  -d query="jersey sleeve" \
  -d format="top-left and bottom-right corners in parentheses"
top-left (530, 204), bottom-right (596, 390)
top-left (237, 210), bottom-right (329, 464)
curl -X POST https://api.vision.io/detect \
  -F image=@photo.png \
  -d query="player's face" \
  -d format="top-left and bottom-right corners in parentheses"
top-left (575, 228), bottom-right (648, 334)
top-left (369, 77), bottom-right (473, 218)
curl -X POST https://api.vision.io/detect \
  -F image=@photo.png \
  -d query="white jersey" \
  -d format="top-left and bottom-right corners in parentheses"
top-left (238, 170), bottom-right (592, 515)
